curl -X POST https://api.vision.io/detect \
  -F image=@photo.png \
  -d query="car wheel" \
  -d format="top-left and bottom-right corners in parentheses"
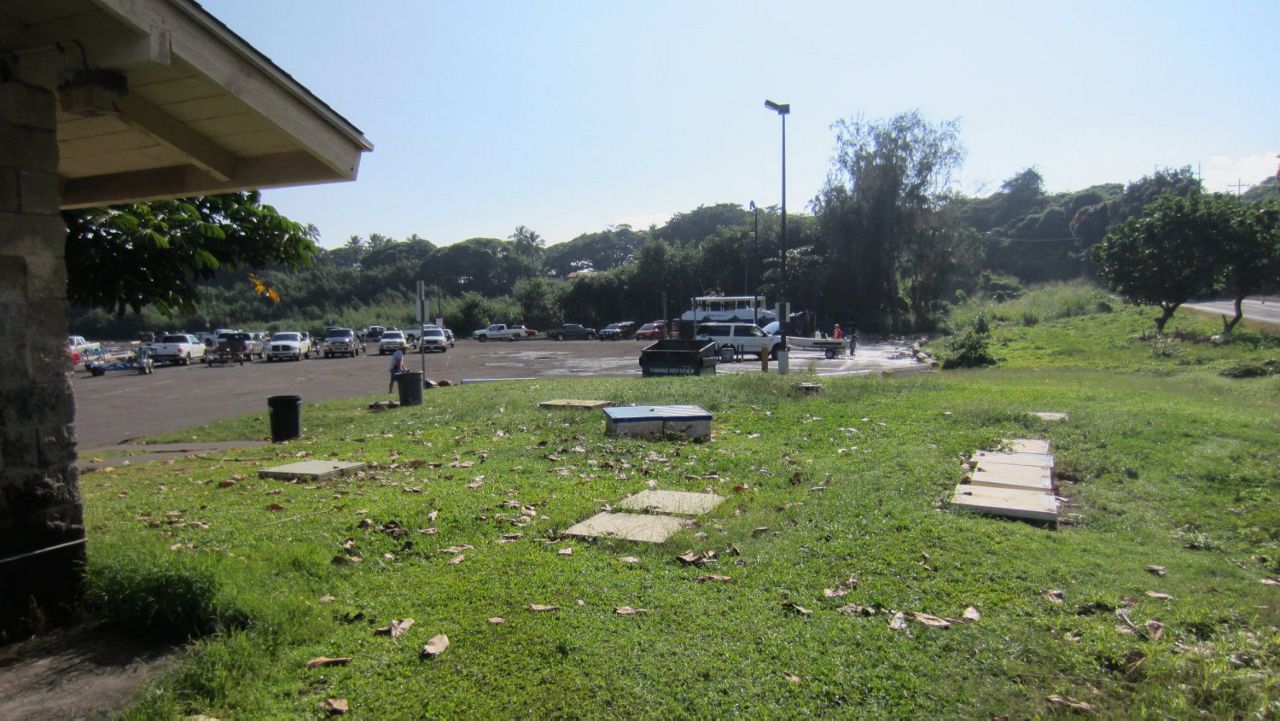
top-left (588, 333), bottom-right (596, 340)
top-left (477, 336), bottom-right (487, 342)
top-left (553, 334), bottom-right (562, 341)
top-left (770, 345), bottom-right (780, 360)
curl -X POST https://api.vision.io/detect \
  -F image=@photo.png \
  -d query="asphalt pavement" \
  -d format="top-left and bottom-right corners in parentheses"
top-left (71, 338), bottom-right (925, 449)
top-left (1185, 298), bottom-right (1280, 327)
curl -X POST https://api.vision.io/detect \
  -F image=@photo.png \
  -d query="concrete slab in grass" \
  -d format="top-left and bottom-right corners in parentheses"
top-left (1029, 412), bottom-right (1068, 422)
top-left (564, 512), bottom-right (688, 543)
top-left (617, 489), bottom-right (724, 516)
top-left (969, 461), bottom-right (1053, 491)
top-left (258, 460), bottom-right (366, 482)
top-left (972, 450), bottom-right (1054, 468)
top-left (539, 399), bottom-right (613, 410)
top-left (1002, 438), bottom-right (1051, 455)
top-left (951, 484), bottom-right (1058, 522)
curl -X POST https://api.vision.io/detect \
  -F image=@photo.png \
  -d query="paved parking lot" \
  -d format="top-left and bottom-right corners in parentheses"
top-left (72, 338), bottom-right (927, 449)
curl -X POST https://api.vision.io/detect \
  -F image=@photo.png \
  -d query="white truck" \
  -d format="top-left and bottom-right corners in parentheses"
top-left (472, 324), bottom-right (524, 342)
top-left (68, 335), bottom-right (100, 354)
top-left (148, 333), bottom-right (206, 365)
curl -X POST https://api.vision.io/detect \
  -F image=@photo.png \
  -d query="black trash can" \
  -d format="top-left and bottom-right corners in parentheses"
top-left (397, 371), bottom-right (424, 406)
top-left (267, 395), bottom-right (302, 443)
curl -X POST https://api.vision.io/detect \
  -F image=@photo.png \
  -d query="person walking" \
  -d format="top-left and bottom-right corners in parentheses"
top-left (388, 346), bottom-right (406, 394)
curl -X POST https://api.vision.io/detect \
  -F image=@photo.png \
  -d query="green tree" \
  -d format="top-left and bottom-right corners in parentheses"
top-left (812, 110), bottom-right (966, 332)
top-left (64, 191), bottom-right (317, 316)
top-left (1093, 191), bottom-right (1217, 332)
top-left (1213, 197), bottom-right (1280, 333)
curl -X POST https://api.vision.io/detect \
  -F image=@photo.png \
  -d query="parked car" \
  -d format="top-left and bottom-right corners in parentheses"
top-left (598, 321), bottom-right (636, 340)
top-left (548, 323), bottom-right (597, 340)
top-left (472, 324), bottom-right (525, 342)
top-left (422, 324), bottom-right (455, 348)
top-left (418, 326), bottom-right (449, 353)
top-left (265, 331), bottom-right (311, 361)
top-left (512, 324), bottom-right (536, 338)
top-left (363, 325), bottom-right (386, 342)
top-left (322, 328), bottom-right (363, 358)
top-left (634, 321), bottom-right (665, 340)
top-left (694, 322), bottom-right (781, 359)
top-left (379, 330), bottom-right (409, 354)
top-left (149, 333), bottom-right (206, 365)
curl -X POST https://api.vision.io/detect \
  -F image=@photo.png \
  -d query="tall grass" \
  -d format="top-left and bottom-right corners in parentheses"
top-left (948, 280), bottom-right (1113, 332)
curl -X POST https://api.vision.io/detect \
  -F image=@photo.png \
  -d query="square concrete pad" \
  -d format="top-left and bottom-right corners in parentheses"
top-left (617, 490), bottom-right (725, 516)
top-left (564, 512), bottom-right (688, 543)
top-left (1029, 412), bottom-right (1068, 422)
top-left (969, 461), bottom-right (1053, 491)
top-left (1002, 438), bottom-right (1051, 454)
top-left (258, 460), bottom-right (366, 481)
top-left (952, 484), bottom-right (1058, 522)
top-left (539, 399), bottom-right (613, 409)
top-left (972, 450), bottom-right (1054, 468)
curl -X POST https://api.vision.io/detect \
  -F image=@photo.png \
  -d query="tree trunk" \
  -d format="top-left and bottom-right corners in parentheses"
top-left (1221, 295), bottom-right (1245, 334)
top-left (1155, 303), bottom-right (1179, 334)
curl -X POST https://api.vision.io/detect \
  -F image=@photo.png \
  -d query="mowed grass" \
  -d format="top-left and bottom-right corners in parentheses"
top-left (84, 292), bottom-right (1280, 719)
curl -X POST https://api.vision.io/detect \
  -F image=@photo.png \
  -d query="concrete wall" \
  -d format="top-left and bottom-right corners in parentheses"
top-left (0, 81), bottom-right (84, 642)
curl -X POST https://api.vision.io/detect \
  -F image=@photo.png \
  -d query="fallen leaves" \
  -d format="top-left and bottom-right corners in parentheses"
top-left (614, 606), bottom-right (646, 616)
top-left (306, 656), bottom-right (351, 669)
top-left (488, 617), bottom-right (505, 624)
top-left (911, 612), bottom-right (951, 628)
top-left (318, 594), bottom-right (336, 604)
top-left (266, 503), bottom-right (286, 512)
top-left (617, 556), bottom-right (641, 564)
top-left (788, 603), bottom-right (813, 617)
top-left (696, 575), bottom-right (733, 583)
top-left (323, 698), bottom-right (349, 715)
top-left (448, 554), bottom-right (465, 565)
top-left (529, 604), bottom-right (559, 613)
top-left (888, 612), bottom-right (908, 630)
top-left (1144, 590), bottom-right (1174, 601)
top-left (558, 547), bottom-right (573, 556)
top-left (1043, 589), bottom-right (1065, 604)
top-left (1145, 565), bottom-right (1168, 576)
top-left (676, 550), bottom-right (714, 567)
top-left (1045, 695), bottom-right (1095, 713)
top-left (781, 672), bottom-right (801, 684)
top-left (374, 618), bottom-right (415, 638)
top-left (1261, 578), bottom-right (1279, 586)
top-left (420, 634), bottom-right (449, 658)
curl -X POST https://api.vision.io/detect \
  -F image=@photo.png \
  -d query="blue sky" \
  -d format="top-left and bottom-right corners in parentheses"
top-left (204, 0), bottom-right (1278, 249)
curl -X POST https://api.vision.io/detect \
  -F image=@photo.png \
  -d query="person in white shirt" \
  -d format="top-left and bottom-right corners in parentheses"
top-left (388, 347), bottom-right (406, 393)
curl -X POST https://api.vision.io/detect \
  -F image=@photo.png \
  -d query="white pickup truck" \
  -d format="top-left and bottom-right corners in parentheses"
top-left (149, 333), bottom-right (206, 365)
top-left (472, 324), bottom-right (524, 342)
top-left (68, 335), bottom-right (100, 354)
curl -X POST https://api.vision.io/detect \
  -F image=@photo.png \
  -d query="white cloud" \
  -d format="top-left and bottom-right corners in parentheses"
top-left (1200, 152), bottom-right (1279, 195)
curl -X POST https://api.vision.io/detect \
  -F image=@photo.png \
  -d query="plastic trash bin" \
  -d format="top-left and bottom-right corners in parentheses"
top-left (267, 395), bottom-right (302, 442)
top-left (397, 371), bottom-right (424, 406)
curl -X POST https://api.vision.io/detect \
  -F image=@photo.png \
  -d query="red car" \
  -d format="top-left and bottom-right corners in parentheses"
top-left (634, 321), bottom-right (665, 340)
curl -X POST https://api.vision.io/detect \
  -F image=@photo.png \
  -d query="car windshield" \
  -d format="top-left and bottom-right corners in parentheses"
top-left (272, 333), bottom-right (301, 342)
top-left (423, 330), bottom-right (444, 338)
top-left (326, 329), bottom-right (352, 338)
top-left (382, 332), bottom-right (403, 339)
top-left (161, 335), bottom-right (187, 343)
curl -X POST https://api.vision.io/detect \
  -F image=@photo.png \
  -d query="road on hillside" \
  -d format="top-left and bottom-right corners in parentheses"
top-left (1185, 298), bottom-right (1280, 327)
top-left (71, 338), bottom-right (924, 450)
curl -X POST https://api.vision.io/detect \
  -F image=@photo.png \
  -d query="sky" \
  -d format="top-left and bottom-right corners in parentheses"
top-left (202, 0), bottom-right (1279, 249)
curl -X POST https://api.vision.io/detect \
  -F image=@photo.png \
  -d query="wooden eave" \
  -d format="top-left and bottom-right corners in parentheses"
top-left (0, 0), bottom-right (372, 208)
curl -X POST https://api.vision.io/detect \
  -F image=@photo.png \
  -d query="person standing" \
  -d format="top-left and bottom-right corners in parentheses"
top-left (831, 323), bottom-right (844, 340)
top-left (388, 346), bottom-right (406, 394)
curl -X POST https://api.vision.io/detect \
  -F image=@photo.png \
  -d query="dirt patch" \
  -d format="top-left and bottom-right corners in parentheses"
top-left (0, 623), bottom-right (180, 720)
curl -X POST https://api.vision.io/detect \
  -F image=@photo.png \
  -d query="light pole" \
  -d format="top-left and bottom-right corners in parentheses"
top-left (749, 200), bottom-right (759, 324)
top-left (764, 99), bottom-right (789, 353)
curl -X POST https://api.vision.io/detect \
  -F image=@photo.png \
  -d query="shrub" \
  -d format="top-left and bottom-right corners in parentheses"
top-left (942, 329), bottom-right (997, 369)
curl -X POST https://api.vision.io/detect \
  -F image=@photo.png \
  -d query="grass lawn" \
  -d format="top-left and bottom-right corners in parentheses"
top-left (84, 293), bottom-right (1280, 719)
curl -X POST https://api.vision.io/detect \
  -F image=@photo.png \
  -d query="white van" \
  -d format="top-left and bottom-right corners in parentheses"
top-left (694, 323), bottom-right (781, 359)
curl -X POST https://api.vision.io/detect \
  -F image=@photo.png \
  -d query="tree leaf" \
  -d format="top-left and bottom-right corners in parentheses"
top-left (420, 634), bottom-right (449, 658)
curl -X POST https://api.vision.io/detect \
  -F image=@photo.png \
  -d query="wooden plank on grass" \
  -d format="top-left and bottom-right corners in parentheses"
top-left (951, 484), bottom-right (1058, 522)
top-left (538, 399), bottom-right (613, 409)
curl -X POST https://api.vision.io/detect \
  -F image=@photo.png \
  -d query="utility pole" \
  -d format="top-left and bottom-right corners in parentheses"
top-left (1228, 179), bottom-right (1251, 196)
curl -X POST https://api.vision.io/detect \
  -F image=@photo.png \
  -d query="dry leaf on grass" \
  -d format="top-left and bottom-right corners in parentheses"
top-left (822, 587), bottom-right (848, 598)
top-left (781, 672), bottom-right (801, 683)
top-left (318, 594), bottom-right (336, 604)
top-left (306, 656), bottom-right (351, 669)
top-left (1145, 565), bottom-right (1167, 576)
top-left (488, 617), bottom-right (505, 625)
top-left (837, 604), bottom-right (875, 616)
top-left (617, 556), bottom-right (641, 564)
top-left (558, 547), bottom-right (573, 556)
top-left (529, 604), bottom-right (559, 612)
top-left (911, 612), bottom-right (951, 628)
top-left (428, 510), bottom-right (438, 521)
top-left (1046, 695), bottom-right (1095, 712)
top-left (465, 480), bottom-right (484, 489)
top-left (266, 503), bottom-right (285, 512)
top-left (696, 575), bottom-right (732, 583)
top-left (1042, 589), bottom-right (1065, 603)
top-left (789, 603), bottom-right (813, 617)
top-left (420, 634), bottom-right (449, 658)
top-left (217, 480), bottom-right (237, 488)
top-left (675, 550), bottom-right (705, 567)
top-left (615, 606), bottom-right (646, 616)
top-left (374, 618), bottom-right (415, 638)
top-left (1143, 619), bottom-right (1165, 641)
top-left (323, 698), bottom-right (349, 714)
top-left (962, 606), bottom-right (981, 622)
top-left (1144, 590), bottom-right (1174, 600)
top-left (448, 554), bottom-right (465, 565)
top-left (888, 612), bottom-right (908, 630)
top-left (1260, 578), bottom-right (1279, 586)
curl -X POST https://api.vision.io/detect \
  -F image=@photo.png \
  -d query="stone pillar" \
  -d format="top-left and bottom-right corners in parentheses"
top-left (0, 81), bottom-right (84, 643)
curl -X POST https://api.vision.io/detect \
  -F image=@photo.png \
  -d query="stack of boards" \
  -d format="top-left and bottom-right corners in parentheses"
top-left (950, 438), bottom-right (1058, 522)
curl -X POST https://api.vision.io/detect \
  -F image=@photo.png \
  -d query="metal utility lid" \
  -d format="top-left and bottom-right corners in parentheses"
top-left (603, 405), bottom-right (712, 422)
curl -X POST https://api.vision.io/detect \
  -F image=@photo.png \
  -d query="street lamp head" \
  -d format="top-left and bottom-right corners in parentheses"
top-left (749, 200), bottom-right (756, 211)
top-left (764, 99), bottom-right (790, 115)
